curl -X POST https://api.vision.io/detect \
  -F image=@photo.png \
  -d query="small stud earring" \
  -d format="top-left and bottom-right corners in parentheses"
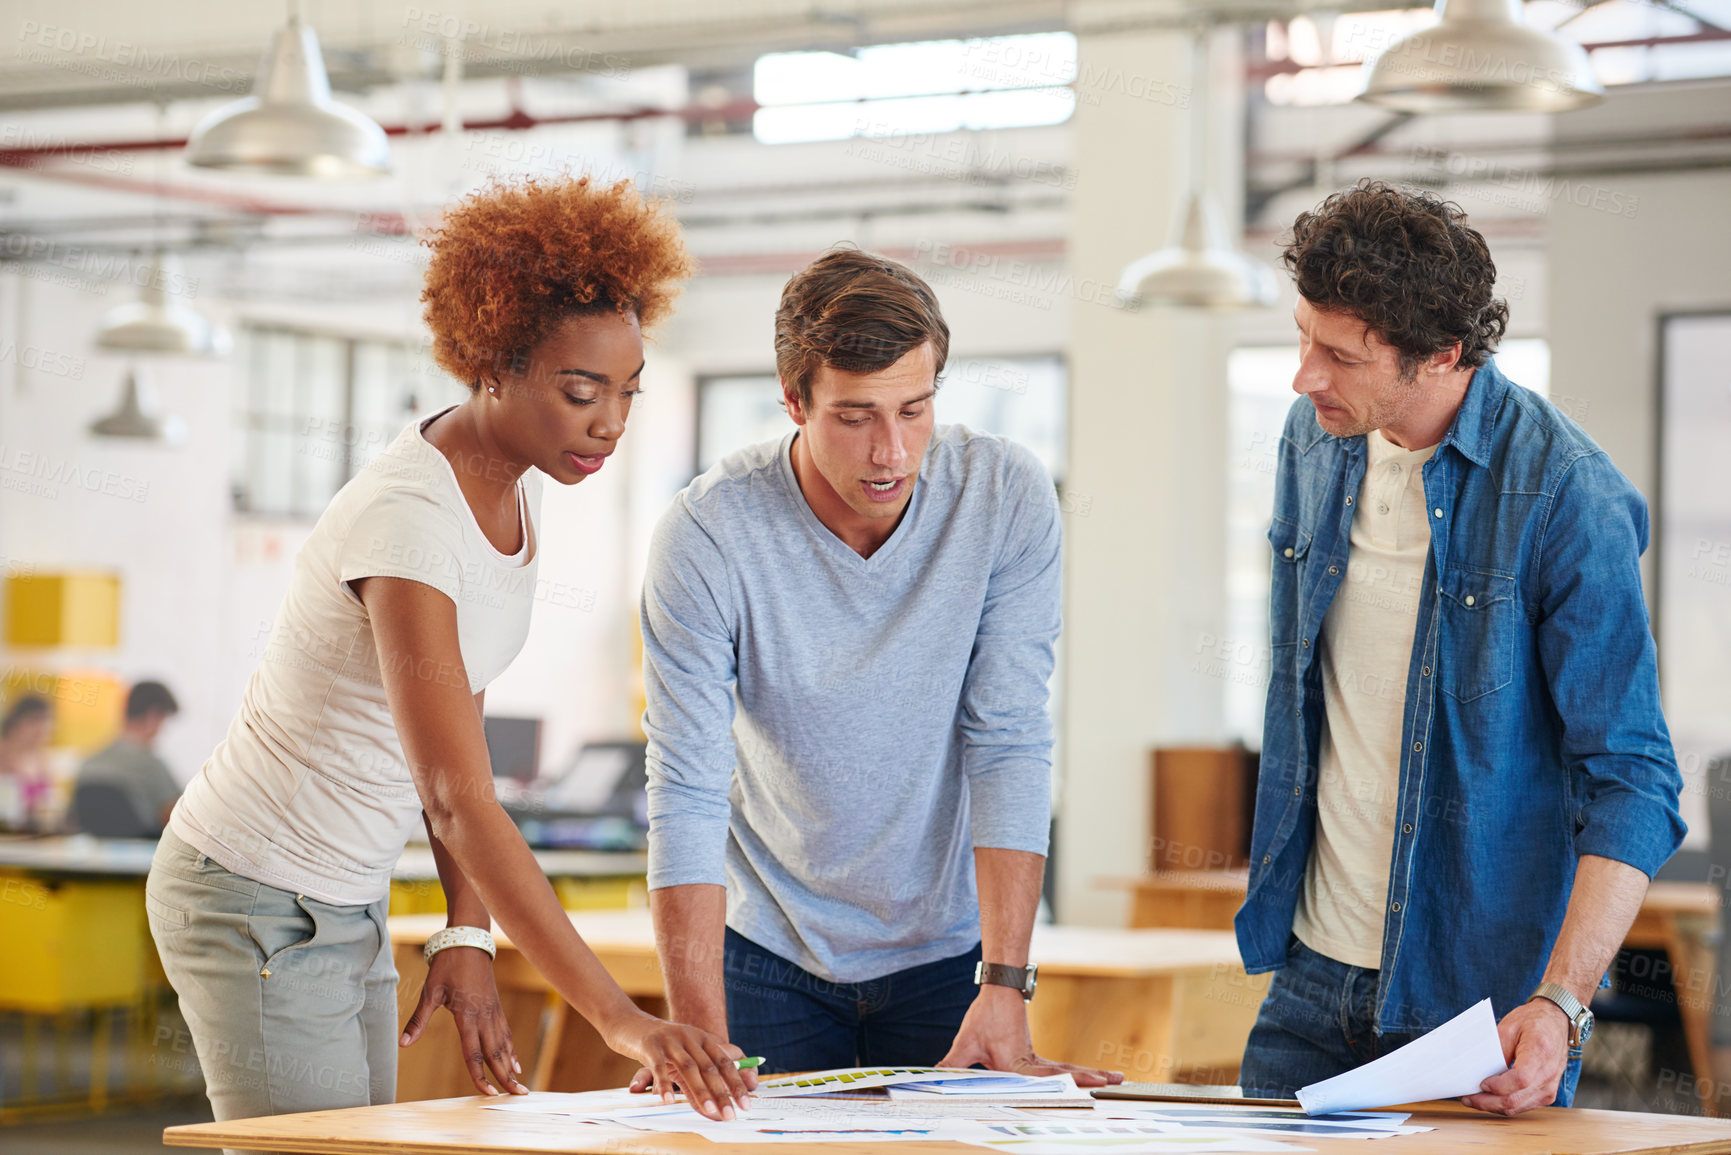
top-left (489, 385), bottom-right (498, 395)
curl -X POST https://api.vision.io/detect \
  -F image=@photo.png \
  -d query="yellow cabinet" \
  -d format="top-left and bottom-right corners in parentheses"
top-left (0, 874), bottom-right (146, 1011)
top-left (4, 571), bottom-right (122, 648)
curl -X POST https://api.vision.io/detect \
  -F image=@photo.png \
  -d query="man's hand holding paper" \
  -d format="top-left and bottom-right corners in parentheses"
top-left (1461, 995), bottom-right (1574, 1116)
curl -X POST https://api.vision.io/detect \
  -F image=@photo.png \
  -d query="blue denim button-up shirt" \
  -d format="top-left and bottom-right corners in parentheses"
top-left (1235, 358), bottom-right (1686, 1033)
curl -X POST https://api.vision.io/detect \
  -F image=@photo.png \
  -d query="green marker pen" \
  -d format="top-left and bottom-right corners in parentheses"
top-left (735, 1056), bottom-right (766, 1070)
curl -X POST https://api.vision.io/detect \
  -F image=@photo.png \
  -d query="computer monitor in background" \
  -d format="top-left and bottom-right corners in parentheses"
top-left (544, 741), bottom-right (648, 821)
top-left (483, 715), bottom-right (542, 783)
top-left (506, 739), bottom-right (649, 850)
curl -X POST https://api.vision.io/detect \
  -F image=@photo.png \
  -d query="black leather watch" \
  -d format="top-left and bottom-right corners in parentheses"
top-left (1531, 982), bottom-right (1594, 1049)
top-left (975, 961), bottom-right (1038, 1001)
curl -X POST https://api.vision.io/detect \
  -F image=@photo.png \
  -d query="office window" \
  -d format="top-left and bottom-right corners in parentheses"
top-left (695, 374), bottom-right (785, 476)
top-left (752, 34), bottom-right (1077, 144)
top-left (232, 327), bottom-right (464, 517)
top-left (1657, 312), bottom-right (1731, 846)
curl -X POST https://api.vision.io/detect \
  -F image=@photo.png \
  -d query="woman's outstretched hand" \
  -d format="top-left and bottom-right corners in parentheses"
top-left (611, 1013), bottom-right (755, 1121)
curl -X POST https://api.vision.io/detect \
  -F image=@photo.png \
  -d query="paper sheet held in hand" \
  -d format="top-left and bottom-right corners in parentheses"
top-left (1296, 997), bottom-right (1509, 1115)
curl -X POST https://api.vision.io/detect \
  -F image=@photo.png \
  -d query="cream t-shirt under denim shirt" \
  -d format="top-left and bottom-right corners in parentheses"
top-left (1293, 429), bottom-right (1436, 969)
top-left (172, 407), bottom-right (541, 905)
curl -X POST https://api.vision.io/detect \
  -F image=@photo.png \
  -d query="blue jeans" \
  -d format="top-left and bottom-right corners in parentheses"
top-left (1240, 938), bottom-right (1581, 1107)
top-left (723, 927), bottom-right (980, 1073)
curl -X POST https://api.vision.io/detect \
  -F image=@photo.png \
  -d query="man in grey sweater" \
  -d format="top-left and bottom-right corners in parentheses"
top-left (636, 249), bottom-right (1117, 1083)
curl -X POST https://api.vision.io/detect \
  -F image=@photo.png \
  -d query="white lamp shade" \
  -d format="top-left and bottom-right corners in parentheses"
top-left (89, 366), bottom-right (187, 444)
top-left (185, 21), bottom-right (391, 177)
top-left (95, 255), bottom-right (230, 357)
top-left (1358, 0), bottom-right (1604, 112)
top-left (1118, 193), bottom-right (1281, 310)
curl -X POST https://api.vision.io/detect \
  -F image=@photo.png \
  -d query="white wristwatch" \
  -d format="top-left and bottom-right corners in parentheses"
top-left (423, 925), bottom-right (497, 964)
top-left (1530, 982), bottom-right (1594, 1049)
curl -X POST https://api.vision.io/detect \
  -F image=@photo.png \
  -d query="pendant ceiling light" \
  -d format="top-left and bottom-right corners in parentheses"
top-left (184, 8), bottom-right (391, 178)
top-left (1117, 29), bottom-right (1279, 311)
top-left (89, 366), bottom-right (187, 445)
top-left (1117, 193), bottom-right (1281, 311)
top-left (1357, 0), bottom-right (1603, 112)
top-left (95, 253), bottom-right (231, 357)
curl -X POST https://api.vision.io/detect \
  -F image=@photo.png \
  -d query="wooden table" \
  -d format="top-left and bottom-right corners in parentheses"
top-left (1624, 881), bottom-right (1722, 1115)
top-left (1099, 870), bottom-right (1248, 931)
top-left (389, 911), bottom-right (1269, 1099)
top-left (162, 1094), bottom-right (1731, 1154)
top-left (0, 834), bottom-right (645, 882)
top-left (0, 834), bottom-right (160, 877)
top-left (0, 832), bottom-right (648, 921)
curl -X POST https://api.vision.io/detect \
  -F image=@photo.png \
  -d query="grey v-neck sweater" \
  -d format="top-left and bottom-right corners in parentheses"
top-left (640, 425), bottom-right (1060, 983)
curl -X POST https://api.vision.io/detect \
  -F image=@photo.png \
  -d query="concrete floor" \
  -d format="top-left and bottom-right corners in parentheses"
top-left (1, 998), bottom-right (209, 1151)
top-left (1, 1098), bottom-right (212, 1154)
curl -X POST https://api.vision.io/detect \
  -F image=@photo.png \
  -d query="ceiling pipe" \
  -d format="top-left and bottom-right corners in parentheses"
top-left (0, 97), bottom-right (767, 167)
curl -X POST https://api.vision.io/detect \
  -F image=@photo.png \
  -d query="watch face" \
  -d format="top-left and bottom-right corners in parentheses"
top-left (1577, 1012), bottom-right (1594, 1045)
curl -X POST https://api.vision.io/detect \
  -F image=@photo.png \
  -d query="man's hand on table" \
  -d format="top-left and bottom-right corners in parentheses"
top-left (937, 983), bottom-right (1124, 1086)
top-left (401, 945), bottom-right (529, 1096)
top-left (1459, 997), bottom-right (1572, 1116)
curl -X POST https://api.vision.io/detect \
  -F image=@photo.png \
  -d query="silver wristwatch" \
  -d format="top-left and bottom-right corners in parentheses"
top-left (1530, 982), bottom-right (1594, 1048)
top-left (975, 961), bottom-right (1038, 1001)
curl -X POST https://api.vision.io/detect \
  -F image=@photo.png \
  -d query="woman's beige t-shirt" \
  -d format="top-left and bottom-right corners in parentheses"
top-left (172, 408), bottom-right (542, 905)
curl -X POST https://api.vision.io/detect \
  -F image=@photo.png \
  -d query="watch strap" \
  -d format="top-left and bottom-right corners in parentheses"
top-left (975, 961), bottom-right (1036, 1000)
top-left (424, 925), bottom-right (497, 963)
top-left (1530, 981), bottom-right (1589, 1044)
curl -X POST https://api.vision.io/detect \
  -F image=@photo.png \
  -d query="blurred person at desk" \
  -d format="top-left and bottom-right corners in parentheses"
top-left (0, 694), bottom-right (54, 831)
top-left (71, 679), bottom-right (181, 837)
top-left (639, 248), bottom-right (1119, 1086)
top-left (146, 176), bottom-right (753, 1142)
top-left (1236, 181), bottom-right (1685, 1116)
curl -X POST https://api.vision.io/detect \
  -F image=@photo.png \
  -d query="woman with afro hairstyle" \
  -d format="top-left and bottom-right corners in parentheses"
top-left (148, 176), bottom-right (753, 1132)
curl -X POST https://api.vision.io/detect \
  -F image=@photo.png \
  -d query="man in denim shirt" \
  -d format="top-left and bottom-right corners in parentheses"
top-left (1236, 181), bottom-right (1686, 1115)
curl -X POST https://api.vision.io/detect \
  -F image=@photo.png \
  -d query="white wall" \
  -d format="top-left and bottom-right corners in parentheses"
top-left (0, 269), bottom-right (233, 784)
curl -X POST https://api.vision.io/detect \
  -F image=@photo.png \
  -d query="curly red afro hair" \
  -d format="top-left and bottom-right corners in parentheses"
top-left (420, 175), bottom-right (694, 389)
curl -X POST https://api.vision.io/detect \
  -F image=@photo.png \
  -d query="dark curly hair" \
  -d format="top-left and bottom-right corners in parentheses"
top-left (1282, 180), bottom-right (1507, 375)
top-left (421, 175), bottom-right (694, 389)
